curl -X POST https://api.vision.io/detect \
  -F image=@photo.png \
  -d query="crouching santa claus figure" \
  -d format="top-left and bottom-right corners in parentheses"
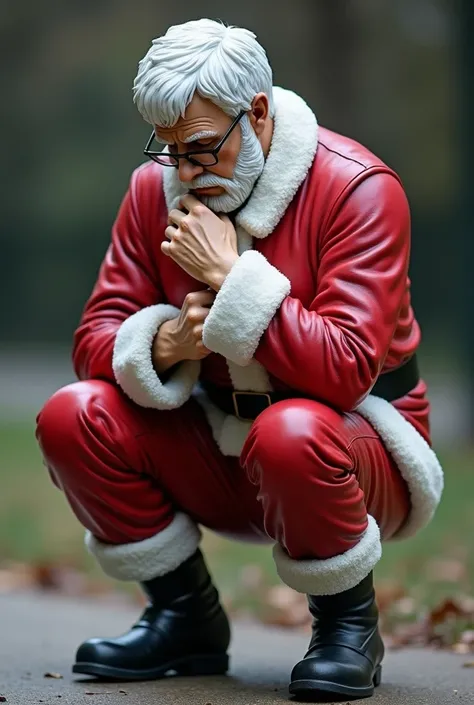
top-left (36, 18), bottom-right (443, 701)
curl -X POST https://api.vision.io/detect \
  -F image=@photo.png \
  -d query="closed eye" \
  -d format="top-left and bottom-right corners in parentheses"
top-left (192, 139), bottom-right (216, 149)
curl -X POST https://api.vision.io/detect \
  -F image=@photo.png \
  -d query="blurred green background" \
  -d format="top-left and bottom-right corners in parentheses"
top-left (1, 1), bottom-right (473, 616)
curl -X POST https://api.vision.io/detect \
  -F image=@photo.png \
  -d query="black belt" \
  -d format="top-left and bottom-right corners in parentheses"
top-left (202, 354), bottom-right (419, 422)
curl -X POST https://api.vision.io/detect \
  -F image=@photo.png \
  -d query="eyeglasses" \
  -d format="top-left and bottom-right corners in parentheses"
top-left (143, 110), bottom-right (246, 168)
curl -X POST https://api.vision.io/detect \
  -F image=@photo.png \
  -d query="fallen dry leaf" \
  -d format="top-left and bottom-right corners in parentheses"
top-left (261, 585), bottom-right (311, 628)
top-left (460, 629), bottom-right (474, 645)
top-left (392, 597), bottom-right (417, 617)
top-left (462, 661), bottom-right (474, 668)
top-left (0, 562), bottom-right (37, 593)
top-left (374, 581), bottom-right (406, 614)
top-left (428, 598), bottom-right (467, 627)
top-left (387, 618), bottom-right (430, 649)
top-left (43, 672), bottom-right (63, 679)
top-left (453, 643), bottom-right (471, 654)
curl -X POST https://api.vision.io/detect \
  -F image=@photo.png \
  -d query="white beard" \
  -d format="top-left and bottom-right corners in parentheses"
top-left (167, 114), bottom-right (265, 213)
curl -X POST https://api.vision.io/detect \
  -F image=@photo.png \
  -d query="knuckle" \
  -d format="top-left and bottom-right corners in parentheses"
top-left (199, 290), bottom-right (215, 304)
top-left (184, 292), bottom-right (196, 306)
top-left (191, 204), bottom-right (205, 217)
top-left (186, 307), bottom-right (198, 321)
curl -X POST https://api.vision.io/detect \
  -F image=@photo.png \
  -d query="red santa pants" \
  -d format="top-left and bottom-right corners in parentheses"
top-left (36, 379), bottom-right (411, 560)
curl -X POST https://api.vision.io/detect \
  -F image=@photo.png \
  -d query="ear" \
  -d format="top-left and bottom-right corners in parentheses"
top-left (249, 93), bottom-right (270, 137)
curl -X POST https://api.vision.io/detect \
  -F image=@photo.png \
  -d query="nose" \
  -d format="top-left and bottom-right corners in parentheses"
top-left (178, 159), bottom-right (204, 183)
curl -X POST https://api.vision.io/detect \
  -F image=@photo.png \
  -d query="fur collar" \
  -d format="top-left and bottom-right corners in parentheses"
top-left (162, 87), bottom-right (319, 239)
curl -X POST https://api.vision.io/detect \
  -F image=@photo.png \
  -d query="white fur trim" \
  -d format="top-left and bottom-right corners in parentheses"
top-left (161, 87), bottom-right (319, 240)
top-left (85, 513), bottom-right (201, 581)
top-left (356, 395), bottom-right (444, 539)
top-left (226, 358), bottom-right (273, 393)
top-left (112, 304), bottom-right (200, 410)
top-left (273, 515), bottom-right (382, 596)
top-left (202, 250), bottom-right (291, 366)
top-left (236, 87), bottom-right (318, 238)
top-left (223, 225), bottom-right (274, 392)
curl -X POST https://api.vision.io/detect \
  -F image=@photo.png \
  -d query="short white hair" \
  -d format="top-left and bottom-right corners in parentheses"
top-left (133, 18), bottom-right (275, 127)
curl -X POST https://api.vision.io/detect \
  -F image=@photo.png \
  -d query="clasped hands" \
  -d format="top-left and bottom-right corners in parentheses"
top-left (162, 194), bottom-right (239, 291)
top-left (153, 195), bottom-right (239, 373)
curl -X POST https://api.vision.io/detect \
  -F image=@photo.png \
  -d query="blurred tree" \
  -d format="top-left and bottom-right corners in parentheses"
top-left (459, 0), bottom-right (474, 431)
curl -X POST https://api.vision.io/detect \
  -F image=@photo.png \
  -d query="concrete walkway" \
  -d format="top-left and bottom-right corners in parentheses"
top-left (0, 592), bottom-right (472, 704)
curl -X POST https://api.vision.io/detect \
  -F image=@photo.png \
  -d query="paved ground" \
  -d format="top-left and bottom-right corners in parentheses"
top-left (0, 592), bottom-right (472, 704)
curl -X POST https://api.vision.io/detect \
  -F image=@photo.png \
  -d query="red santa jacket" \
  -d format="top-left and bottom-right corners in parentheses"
top-left (73, 87), bottom-right (443, 538)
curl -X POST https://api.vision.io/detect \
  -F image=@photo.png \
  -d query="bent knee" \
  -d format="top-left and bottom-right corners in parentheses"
top-left (246, 398), bottom-right (345, 469)
top-left (36, 379), bottom-right (121, 465)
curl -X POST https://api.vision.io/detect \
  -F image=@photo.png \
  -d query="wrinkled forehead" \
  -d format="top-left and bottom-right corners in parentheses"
top-left (154, 93), bottom-right (231, 143)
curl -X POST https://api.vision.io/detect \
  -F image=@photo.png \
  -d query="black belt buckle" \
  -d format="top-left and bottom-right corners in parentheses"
top-left (232, 391), bottom-right (272, 421)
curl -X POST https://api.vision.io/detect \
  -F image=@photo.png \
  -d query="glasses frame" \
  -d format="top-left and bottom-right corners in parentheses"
top-left (143, 110), bottom-right (246, 168)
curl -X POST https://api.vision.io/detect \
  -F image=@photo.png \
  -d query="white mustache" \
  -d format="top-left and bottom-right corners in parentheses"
top-left (189, 173), bottom-right (231, 191)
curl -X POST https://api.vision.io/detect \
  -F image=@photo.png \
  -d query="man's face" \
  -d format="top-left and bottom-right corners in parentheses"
top-left (154, 94), bottom-right (265, 213)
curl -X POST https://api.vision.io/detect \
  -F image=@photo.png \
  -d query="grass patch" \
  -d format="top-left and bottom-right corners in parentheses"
top-left (0, 418), bottom-right (472, 604)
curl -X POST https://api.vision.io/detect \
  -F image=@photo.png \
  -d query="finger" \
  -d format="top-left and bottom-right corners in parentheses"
top-left (161, 240), bottom-right (171, 256)
top-left (180, 193), bottom-right (205, 213)
top-left (193, 323), bottom-right (204, 340)
top-left (192, 290), bottom-right (216, 307)
top-left (164, 224), bottom-right (179, 240)
top-left (219, 214), bottom-right (232, 225)
top-left (187, 306), bottom-right (212, 324)
top-left (168, 209), bottom-right (186, 226)
top-left (184, 290), bottom-right (215, 308)
top-left (196, 340), bottom-right (211, 355)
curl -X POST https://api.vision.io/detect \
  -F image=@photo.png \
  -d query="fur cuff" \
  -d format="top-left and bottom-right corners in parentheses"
top-left (202, 251), bottom-right (291, 366)
top-left (356, 395), bottom-right (444, 539)
top-left (273, 515), bottom-right (382, 596)
top-left (112, 304), bottom-right (200, 410)
top-left (85, 513), bottom-right (201, 581)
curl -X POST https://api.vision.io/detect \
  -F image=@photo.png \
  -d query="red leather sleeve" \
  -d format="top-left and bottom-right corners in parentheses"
top-left (255, 171), bottom-right (411, 411)
top-left (72, 168), bottom-right (162, 381)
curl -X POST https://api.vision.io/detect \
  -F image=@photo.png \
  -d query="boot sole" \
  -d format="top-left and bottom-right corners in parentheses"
top-left (289, 664), bottom-right (382, 701)
top-left (73, 653), bottom-right (229, 681)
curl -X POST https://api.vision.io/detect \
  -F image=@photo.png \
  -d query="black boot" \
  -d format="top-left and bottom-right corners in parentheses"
top-left (73, 549), bottom-right (231, 680)
top-left (289, 572), bottom-right (384, 701)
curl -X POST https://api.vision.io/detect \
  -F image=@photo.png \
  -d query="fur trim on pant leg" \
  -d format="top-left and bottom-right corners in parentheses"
top-left (273, 515), bottom-right (381, 596)
top-left (85, 512), bottom-right (201, 582)
top-left (357, 395), bottom-right (444, 538)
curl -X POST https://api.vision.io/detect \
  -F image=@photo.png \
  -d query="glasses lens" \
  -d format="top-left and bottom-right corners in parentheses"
top-left (152, 153), bottom-right (179, 167)
top-left (190, 152), bottom-right (218, 166)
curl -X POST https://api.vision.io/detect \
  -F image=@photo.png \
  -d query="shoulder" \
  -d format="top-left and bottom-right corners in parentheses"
top-left (310, 127), bottom-right (409, 223)
top-left (317, 127), bottom-right (391, 171)
top-left (123, 161), bottom-right (168, 233)
top-left (129, 160), bottom-right (165, 204)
